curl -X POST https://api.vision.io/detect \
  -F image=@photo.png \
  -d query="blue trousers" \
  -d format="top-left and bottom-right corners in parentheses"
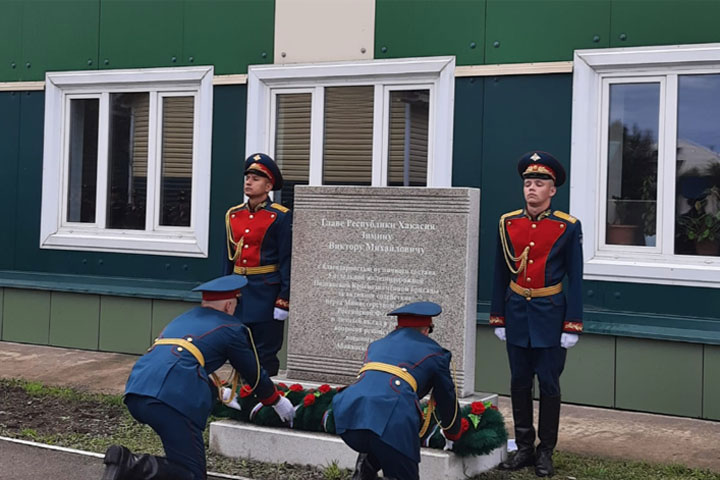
top-left (246, 320), bottom-right (284, 376)
top-left (341, 429), bottom-right (419, 480)
top-left (507, 344), bottom-right (567, 396)
top-left (125, 394), bottom-right (206, 480)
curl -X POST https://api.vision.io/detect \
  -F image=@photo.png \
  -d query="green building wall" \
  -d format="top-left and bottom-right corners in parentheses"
top-left (2, 0), bottom-right (720, 419)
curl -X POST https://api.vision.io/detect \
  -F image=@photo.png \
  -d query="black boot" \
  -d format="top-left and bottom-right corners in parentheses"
top-left (101, 445), bottom-right (193, 480)
top-left (535, 395), bottom-right (561, 477)
top-left (352, 453), bottom-right (379, 480)
top-left (499, 388), bottom-right (536, 470)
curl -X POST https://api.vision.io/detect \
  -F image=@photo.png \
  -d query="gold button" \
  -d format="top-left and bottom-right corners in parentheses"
top-left (177, 347), bottom-right (183, 352)
top-left (245, 228), bottom-right (250, 233)
top-left (242, 259), bottom-right (247, 264)
top-left (271, 214), bottom-right (275, 218)
top-left (530, 241), bottom-right (535, 247)
top-left (231, 214), bottom-right (235, 218)
top-left (526, 277), bottom-right (531, 282)
top-left (249, 214), bottom-right (254, 219)
top-left (529, 259), bottom-right (534, 264)
top-left (187, 337), bottom-right (193, 342)
top-left (395, 380), bottom-right (401, 386)
top-left (244, 244), bottom-right (249, 249)
top-left (401, 367), bottom-right (408, 372)
top-left (560, 224), bottom-right (565, 228)
top-left (525, 297), bottom-right (531, 301)
top-left (532, 224), bottom-right (537, 229)
top-left (508, 221), bottom-right (512, 226)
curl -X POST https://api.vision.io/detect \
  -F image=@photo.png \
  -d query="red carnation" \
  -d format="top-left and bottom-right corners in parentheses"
top-left (470, 401), bottom-right (486, 415)
top-left (490, 405), bottom-right (499, 411)
top-left (289, 383), bottom-right (304, 392)
top-left (318, 384), bottom-right (332, 394)
top-left (460, 418), bottom-right (470, 434)
top-left (303, 393), bottom-right (316, 407)
top-left (277, 382), bottom-right (288, 389)
top-left (239, 385), bottom-right (253, 398)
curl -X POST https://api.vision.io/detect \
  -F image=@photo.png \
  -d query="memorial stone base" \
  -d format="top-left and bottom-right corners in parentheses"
top-left (209, 390), bottom-right (504, 479)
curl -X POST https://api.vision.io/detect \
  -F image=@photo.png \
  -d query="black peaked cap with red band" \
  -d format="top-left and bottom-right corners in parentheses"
top-left (517, 151), bottom-right (566, 187)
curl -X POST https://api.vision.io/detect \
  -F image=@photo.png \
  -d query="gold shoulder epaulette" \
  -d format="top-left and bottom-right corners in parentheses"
top-left (554, 210), bottom-right (577, 224)
top-left (500, 209), bottom-right (523, 221)
top-left (226, 202), bottom-right (246, 215)
top-left (271, 203), bottom-right (290, 213)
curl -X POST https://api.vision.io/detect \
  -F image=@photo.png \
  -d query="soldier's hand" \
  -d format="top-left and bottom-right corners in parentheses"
top-left (494, 327), bottom-right (506, 342)
top-left (273, 307), bottom-right (289, 321)
top-left (561, 333), bottom-right (579, 349)
top-left (272, 395), bottom-right (295, 422)
top-left (221, 387), bottom-right (242, 411)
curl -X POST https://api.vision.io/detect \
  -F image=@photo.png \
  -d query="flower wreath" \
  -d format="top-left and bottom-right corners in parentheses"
top-left (212, 382), bottom-right (506, 457)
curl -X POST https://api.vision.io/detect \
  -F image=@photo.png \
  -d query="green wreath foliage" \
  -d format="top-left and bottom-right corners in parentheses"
top-left (212, 382), bottom-right (506, 457)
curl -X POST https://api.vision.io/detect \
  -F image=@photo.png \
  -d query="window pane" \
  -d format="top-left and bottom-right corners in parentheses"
top-left (387, 90), bottom-right (428, 186)
top-left (160, 96), bottom-right (194, 227)
top-left (67, 98), bottom-right (98, 223)
top-left (275, 93), bottom-right (311, 210)
top-left (107, 93), bottom-right (148, 230)
top-left (323, 86), bottom-right (373, 185)
top-left (606, 83), bottom-right (659, 246)
top-left (676, 75), bottom-right (720, 256)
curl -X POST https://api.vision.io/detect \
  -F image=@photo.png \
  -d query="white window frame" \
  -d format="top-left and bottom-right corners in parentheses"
top-left (246, 56), bottom-right (455, 187)
top-left (571, 43), bottom-right (720, 288)
top-left (41, 66), bottom-right (214, 257)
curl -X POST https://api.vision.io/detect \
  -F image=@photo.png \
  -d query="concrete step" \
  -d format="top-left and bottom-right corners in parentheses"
top-left (210, 420), bottom-right (506, 479)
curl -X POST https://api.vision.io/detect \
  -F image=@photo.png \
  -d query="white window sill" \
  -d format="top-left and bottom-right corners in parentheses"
top-left (585, 254), bottom-right (720, 288)
top-left (41, 230), bottom-right (207, 257)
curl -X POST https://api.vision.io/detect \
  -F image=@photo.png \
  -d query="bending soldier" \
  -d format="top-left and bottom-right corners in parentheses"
top-left (100, 274), bottom-right (295, 480)
top-left (332, 302), bottom-right (463, 480)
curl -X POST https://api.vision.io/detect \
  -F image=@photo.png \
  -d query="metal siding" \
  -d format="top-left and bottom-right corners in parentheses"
top-left (99, 0), bottom-right (183, 69)
top-left (0, 92), bottom-right (20, 270)
top-left (616, 337), bottom-right (702, 417)
top-left (49, 292), bottom-right (100, 350)
top-left (477, 74), bottom-right (573, 304)
top-left (475, 326), bottom-right (511, 395)
top-left (2, 289), bottom-right (50, 344)
top-left (561, 334), bottom-right (615, 407)
top-left (0, 0), bottom-right (23, 81)
top-left (21, 0), bottom-right (99, 80)
top-left (99, 296), bottom-right (152, 354)
top-left (151, 299), bottom-right (193, 340)
top-left (485, 0), bottom-right (611, 64)
top-left (452, 78), bottom-right (484, 189)
top-left (704, 345), bottom-right (720, 420)
top-left (374, 0), bottom-right (485, 66)
top-left (610, 0), bottom-right (720, 48)
top-left (183, 0), bottom-right (274, 74)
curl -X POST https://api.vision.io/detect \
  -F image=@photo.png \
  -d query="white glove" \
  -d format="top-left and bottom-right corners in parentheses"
top-left (443, 439), bottom-right (454, 451)
top-left (220, 387), bottom-right (242, 411)
top-left (272, 396), bottom-right (295, 422)
top-left (273, 307), bottom-right (288, 321)
top-left (561, 333), bottom-right (579, 349)
top-left (494, 327), bottom-right (506, 342)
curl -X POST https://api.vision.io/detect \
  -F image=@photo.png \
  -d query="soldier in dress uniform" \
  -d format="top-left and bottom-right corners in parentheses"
top-left (225, 153), bottom-right (292, 376)
top-left (332, 301), bottom-right (463, 480)
top-left (490, 151), bottom-right (583, 477)
top-left (100, 274), bottom-right (295, 480)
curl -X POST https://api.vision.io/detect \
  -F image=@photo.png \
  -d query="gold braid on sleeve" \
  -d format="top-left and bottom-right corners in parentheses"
top-left (225, 209), bottom-right (243, 264)
top-left (499, 216), bottom-right (529, 277)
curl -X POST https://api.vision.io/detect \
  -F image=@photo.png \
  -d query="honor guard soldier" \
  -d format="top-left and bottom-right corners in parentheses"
top-left (100, 274), bottom-right (295, 480)
top-left (490, 151), bottom-right (583, 477)
top-left (225, 153), bottom-right (292, 376)
top-left (332, 302), bottom-right (463, 480)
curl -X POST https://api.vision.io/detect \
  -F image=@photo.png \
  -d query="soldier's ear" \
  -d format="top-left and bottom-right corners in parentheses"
top-left (549, 185), bottom-right (557, 197)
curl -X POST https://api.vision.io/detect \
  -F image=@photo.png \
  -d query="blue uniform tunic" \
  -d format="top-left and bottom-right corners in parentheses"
top-left (332, 327), bottom-right (461, 464)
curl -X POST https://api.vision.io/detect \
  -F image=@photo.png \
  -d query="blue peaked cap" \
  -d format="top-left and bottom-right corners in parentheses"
top-left (387, 301), bottom-right (442, 317)
top-left (192, 274), bottom-right (248, 296)
top-left (244, 153), bottom-right (284, 191)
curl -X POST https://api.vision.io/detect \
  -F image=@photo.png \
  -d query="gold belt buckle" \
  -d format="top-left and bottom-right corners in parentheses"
top-left (236, 267), bottom-right (246, 274)
top-left (523, 288), bottom-right (532, 300)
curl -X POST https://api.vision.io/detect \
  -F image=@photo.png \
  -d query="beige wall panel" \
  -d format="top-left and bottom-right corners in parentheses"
top-left (274, 0), bottom-right (374, 64)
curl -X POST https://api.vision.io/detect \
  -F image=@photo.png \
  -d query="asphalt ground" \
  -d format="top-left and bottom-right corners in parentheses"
top-left (2, 340), bottom-right (720, 475)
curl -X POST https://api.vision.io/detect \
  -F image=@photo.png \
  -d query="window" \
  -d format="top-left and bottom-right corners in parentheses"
top-left (246, 57), bottom-right (455, 208)
top-left (572, 44), bottom-right (720, 288)
top-left (41, 67), bottom-right (213, 257)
